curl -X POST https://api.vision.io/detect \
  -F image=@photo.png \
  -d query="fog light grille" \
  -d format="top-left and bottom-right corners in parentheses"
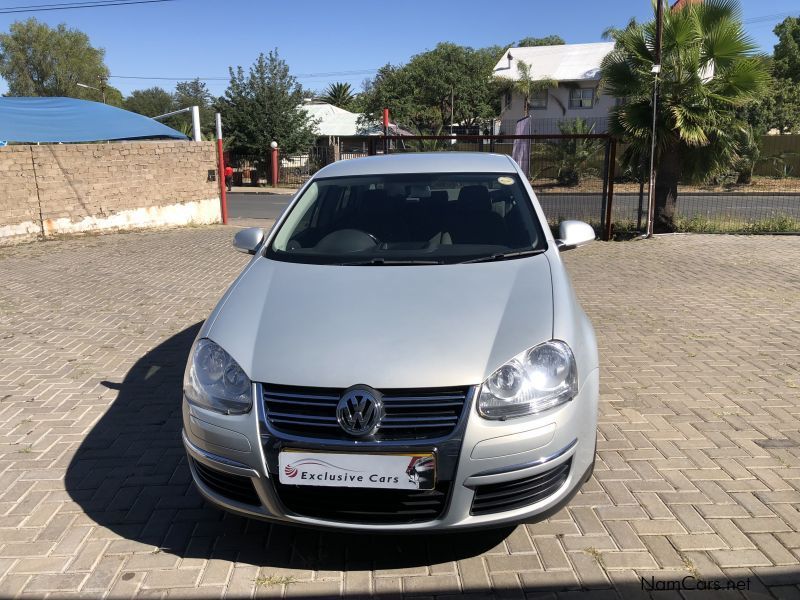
top-left (471, 458), bottom-right (571, 516)
top-left (191, 458), bottom-right (260, 506)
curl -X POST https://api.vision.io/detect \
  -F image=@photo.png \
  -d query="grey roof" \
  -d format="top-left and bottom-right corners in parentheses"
top-left (314, 152), bottom-right (518, 178)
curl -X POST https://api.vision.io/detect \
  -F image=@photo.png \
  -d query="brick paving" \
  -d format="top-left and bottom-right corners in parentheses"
top-left (0, 228), bottom-right (799, 598)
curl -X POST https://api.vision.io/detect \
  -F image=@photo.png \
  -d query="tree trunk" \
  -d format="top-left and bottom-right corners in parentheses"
top-left (653, 146), bottom-right (681, 233)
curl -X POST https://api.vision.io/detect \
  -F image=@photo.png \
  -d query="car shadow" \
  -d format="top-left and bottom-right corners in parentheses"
top-left (64, 323), bottom-right (513, 569)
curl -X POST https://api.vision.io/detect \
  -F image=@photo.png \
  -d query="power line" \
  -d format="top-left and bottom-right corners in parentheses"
top-left (0, 0), bottom-right (179, 14)
top-left (743, 11), bottom-right (796, 24)
top-left (109, 69), bottom-right (378, 82)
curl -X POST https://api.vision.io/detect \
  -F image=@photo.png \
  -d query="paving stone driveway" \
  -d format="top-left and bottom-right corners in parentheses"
top-left (1, 228), bottom-right (799, 599)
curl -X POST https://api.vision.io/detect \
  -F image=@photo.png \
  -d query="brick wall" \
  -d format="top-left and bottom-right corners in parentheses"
top-left (0, 141), bottom-right (221, 244)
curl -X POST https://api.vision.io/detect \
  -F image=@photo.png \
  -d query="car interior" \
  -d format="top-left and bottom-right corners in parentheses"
top-left (275, 174), bottom-right (544, 261)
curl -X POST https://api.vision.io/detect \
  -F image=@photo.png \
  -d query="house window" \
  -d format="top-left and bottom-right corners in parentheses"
top-left (504, 91), bottom-right (512, 109)
top-left (529, 89), bottom-right (548, 110)
top-left (569, 88), bottom-right (594, 109)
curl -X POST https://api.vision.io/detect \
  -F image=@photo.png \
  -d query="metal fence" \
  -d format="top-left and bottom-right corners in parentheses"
top-left (498, 116), bottom-right (611, 136)
top-left (227, 146), bottom-right (336, 187)
top-left (277, 146), bottom-right (335, 186)
top-left (378, 134), bottom-right (616, 237)
top-left (606, 134), bottom-right (800, 234)
top-left (230, 132), bottom-right (800, 236)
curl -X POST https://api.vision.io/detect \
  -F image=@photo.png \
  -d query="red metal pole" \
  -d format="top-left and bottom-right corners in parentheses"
top-left (383, 108), bottom-right (389, 154)
top-left (215, 113), bottom-right (228, 225)
top-left (271, 143), bottom-right (278, 187)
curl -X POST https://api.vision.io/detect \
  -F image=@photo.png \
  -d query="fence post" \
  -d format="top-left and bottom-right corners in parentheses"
top-left (604, 138), bottom-right (617, 241)
top-left (215, 113), bottom-right (227, 225)
top-left (599, 138), bottom-right (610, 237)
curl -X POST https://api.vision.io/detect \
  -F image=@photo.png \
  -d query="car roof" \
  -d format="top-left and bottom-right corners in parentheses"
top-left (314, 152), bottom-right (518, 178)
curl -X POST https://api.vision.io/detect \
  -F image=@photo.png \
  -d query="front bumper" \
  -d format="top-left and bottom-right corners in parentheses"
top-left (182, 369), bottom-right (599, 531)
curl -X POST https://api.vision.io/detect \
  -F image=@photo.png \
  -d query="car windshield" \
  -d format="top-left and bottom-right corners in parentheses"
top-left (265, 172), bottom-right (547, 265)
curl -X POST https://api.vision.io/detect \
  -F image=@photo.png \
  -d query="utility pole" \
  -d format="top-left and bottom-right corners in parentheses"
top-left (99, 75), bottom-right (107, 104)
top-left (646, 0), bottom-right (664, 238)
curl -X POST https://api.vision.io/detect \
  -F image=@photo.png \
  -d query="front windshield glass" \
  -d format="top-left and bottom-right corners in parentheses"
top-left (266, 172), bottom-right (547, 265)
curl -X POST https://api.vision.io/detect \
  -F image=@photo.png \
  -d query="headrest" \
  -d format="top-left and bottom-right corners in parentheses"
top-left (457, 185), bottom-right (491, 211)
top-left (363, 188), bottom-right (387, 203)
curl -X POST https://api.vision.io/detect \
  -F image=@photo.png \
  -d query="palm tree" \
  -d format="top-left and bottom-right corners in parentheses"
top-left (601, 0), bottom-right (769, 232)
top-left (503, 60), bottom-right (557, 116)
top-left (320, 82), bottom-right (355, 109)
top-left (549, 118), bottom-right (604, 186)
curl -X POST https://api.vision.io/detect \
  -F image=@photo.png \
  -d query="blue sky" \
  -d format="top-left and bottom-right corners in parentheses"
top-left (0, 0), bottom-right (797, 98)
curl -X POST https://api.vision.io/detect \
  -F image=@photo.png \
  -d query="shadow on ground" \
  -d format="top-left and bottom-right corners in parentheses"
top-left (64, 323), bottom-right (513, 570)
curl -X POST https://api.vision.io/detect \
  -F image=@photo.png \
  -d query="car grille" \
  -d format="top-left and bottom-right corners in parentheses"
top-left (274, 480), bottom-right (451, 524)
top-left (470, 458), bottom-right (571, 516)
top-left (191, 459), bottom-right (261, 506)
top-left (261, 384), bottom-right (469, 441)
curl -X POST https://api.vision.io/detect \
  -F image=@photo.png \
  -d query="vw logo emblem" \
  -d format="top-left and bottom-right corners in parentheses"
top-left (336, 386), bottom-right (383, 437)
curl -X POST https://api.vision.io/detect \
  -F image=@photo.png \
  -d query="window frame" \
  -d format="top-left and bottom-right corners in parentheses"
top-left (529, 89), bottom-right (548, 111)
top-left (568, 87), bottom-right (595, 110)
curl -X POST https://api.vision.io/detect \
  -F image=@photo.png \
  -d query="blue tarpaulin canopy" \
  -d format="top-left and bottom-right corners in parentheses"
top-left (0, 97), bottom-right (188, 143)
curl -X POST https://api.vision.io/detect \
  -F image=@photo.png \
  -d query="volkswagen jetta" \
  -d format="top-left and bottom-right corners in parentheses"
top-left (182, 152), bottom-right (599, 531)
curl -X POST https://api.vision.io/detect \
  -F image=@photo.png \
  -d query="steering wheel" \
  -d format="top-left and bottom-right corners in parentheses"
top-left (316, 229), bottom-right (380, 253)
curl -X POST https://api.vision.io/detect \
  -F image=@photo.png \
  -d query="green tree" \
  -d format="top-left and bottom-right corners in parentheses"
top-left (773, 16), bottom-right (800, 81)
top-left (516, 35), bottom-right (565, 47)
top-left (174, 78), bottom-right (215, 135)
top-left (739, 76), bottom-right (800, 134)
top-left (359, 43), bottom-right (500, 134)
top-left (124, 87), bottom-right (175, 117)
top-left (221, 50), bottom-right (316, 156)
top-left (746, 17), bottom-right (800, 133)
top-left (320, 82), bottom-right (355, 109)
top-left (102, 87), bottom-right (124, 107)
top-left (548, 118), bottom-right (604, 186)
top-left (0, 18), bottom-right (110, 100)
top-left (732, 125), bottom-right (760, 184)
top-left (601, 0), bottom-right (768, 232)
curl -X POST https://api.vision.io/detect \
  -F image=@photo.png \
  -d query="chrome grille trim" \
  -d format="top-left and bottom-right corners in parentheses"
top-left (259, 383), bottom-right (470, 442)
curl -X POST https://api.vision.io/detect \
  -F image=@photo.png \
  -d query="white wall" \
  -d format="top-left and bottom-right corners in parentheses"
top-left (500, 83), bottom-right (616, 133)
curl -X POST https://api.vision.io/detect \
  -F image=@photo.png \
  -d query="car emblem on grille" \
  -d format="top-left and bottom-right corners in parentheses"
top-left (336, 386), bottom-right (383, 437)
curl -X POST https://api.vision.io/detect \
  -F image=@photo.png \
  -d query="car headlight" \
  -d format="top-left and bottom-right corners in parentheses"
top-left (184, 338), bottom-right (252, 414)
top-left (478, 340), bottom-right (577, 419)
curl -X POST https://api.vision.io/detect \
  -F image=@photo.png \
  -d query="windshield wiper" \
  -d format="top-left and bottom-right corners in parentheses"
top-left (459, 248), bottom-right (547, 264)
top-left (338, 258), bottom-right (443, 266)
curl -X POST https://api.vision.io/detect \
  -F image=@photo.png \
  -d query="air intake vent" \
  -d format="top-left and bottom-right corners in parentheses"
top-left (471, 458), bottom-right (571, 516)
top-left (191, 459), bottom-right (261, 506)
top-left (274, 480), bottom-right (450, 524)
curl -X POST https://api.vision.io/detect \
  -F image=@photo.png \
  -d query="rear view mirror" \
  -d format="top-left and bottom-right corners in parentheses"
top-left (233, 227), bottom-right (265, 255)
top-left (556, 220), bottom-right (595, 251)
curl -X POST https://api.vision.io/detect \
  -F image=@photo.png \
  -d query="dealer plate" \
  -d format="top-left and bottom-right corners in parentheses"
top-left (278, 450), bottom-right (436, 490)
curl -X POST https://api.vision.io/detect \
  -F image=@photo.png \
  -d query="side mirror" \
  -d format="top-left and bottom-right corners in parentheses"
top-left (233, 227), bottom-right (265, 255)
top-left (556, 220), bottom-right (595, 251)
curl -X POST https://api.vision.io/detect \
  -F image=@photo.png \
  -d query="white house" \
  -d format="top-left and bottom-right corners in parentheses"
top-left (492, 42), bottom-right (616, 134)
top-left (302, 101), bottom-right (412, 156)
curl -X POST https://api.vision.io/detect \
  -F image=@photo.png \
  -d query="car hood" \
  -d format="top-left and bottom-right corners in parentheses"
top-left (207, 255), bottom-right (554, 389)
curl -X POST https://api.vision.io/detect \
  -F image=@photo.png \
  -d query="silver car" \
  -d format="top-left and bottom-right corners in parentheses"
top-left (182, 152), bottom-right (599, 531)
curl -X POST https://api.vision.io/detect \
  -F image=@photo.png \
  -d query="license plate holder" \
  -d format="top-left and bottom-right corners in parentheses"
top-left (278, 450), bottom-right (436, 490)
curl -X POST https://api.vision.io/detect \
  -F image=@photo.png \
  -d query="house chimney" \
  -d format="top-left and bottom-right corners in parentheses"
top-left (507, 52), bottom-right (513, 70)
